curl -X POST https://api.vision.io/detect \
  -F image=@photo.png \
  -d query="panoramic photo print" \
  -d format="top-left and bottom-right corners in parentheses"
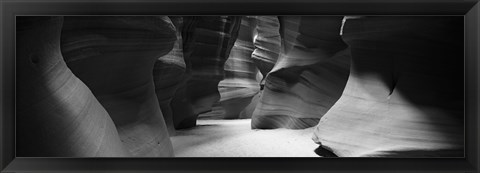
top-left (16, 16), bottom-right (464, 157)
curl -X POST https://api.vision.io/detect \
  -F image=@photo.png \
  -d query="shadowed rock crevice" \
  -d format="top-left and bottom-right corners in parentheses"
top-left (250, 16), bottom-right (350, 129)
top-left (172, 16), bottom-right (242, 129)
top-left (153, 16), bottom-right (186, 136)
top-left (218, 16), bottom-right (262, 119)
top-left (314, 146), bottom-right (338, 157)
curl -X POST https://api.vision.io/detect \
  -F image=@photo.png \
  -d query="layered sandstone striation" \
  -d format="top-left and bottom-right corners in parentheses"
top-left (251, 16), bottom-right (282, 80)
top-left (250, 16), bottom-right (351, 129)
top-left (172, 16), bottom-right (242, 128)
top-left (153, 16), bottom-right (186, 136)
top-left (239, 16), bottom-right (282, 119)
top-left (61, 16), bottom-right (176, 156)
top-left (312, 16), bottom-right (464, 157)
top-left (219, 16), bottom-right (261, 119)
top-left (16, 17), bottom-right (129, 157)
top-left (16, 16), bottom-right (464, 158)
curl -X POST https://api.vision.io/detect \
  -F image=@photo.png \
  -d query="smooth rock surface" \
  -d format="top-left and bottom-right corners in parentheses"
top-left (251, 16), bottom-right (282, 80)
top-left (312, 16), bottom-right (464, 157)
top-left (153, 16), bottom-right (186, 136)
top-left (172, 16), bottom-right (242, 128)
top-left (219, 16), bottom-right (261, 119)
top-left (238, 90), bottom-right (262, 119)
top-left (251, 16), bottom-right (350, 129)
top-left (16, 17), bottom-right (128, 157)
top-left (233, 16), bottom-right (283, 119)
top-left (61, 16), bottom-right (176, 156)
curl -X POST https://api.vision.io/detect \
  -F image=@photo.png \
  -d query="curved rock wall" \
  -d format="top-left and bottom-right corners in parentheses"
top-left (251, 16), bottom-right (351, 129)
top-left (153, 16), bottom-right (186, 136)
top-left (61, 16), bottom-right (176, 156)
top-left (16, 16), bottom-right (464, 158)
top-left (172, 16), bottom-right (242, 128)
top-left (312, 16), bottom-right (464, 157)
top-left (251, 16), bottom-right (282, 82)
top-left (16, 17), bottom-right (129, 157)
top-left (219, 16), bottom-right (261, 119)
top-left (238, 16), bottom-right (282, 119)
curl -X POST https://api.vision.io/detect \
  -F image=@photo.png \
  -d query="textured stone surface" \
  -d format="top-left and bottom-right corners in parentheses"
top-left (61, 16), bottom-right (176, 156)
top-left (172, 16), bottom-right (242, 128)
top-left (252, 16), bottom-right (281, 76)
top-left (219, 16), bottom-right (261, 119)
top-left (153, 16), bottom-right (186, 136)
top-left (237, 16), bottom-right (282, 119)
top-left (16, 16), bottom-right (464, 158)
top-left (312, 16), bottom-right (464, 157)
top-left (251, 16), bottom-right (282, 80)
top-left (251, 16), bottom-right (351, 129)
top-left (238, 90), bottom-right (262, 119)
top-left (16, 17), bottom-right (128, 157)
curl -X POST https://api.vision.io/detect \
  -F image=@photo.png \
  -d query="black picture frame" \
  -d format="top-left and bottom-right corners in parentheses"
top-left (1, 0), bottom-right (479, 172)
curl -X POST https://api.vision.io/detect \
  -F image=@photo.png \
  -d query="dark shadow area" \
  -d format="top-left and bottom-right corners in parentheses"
top-left (314, 146), bottom-right (338, 157)
top-left (371, 149), bottom-right (465, 157)
top-left (342, 16), bottom-right (464, 110)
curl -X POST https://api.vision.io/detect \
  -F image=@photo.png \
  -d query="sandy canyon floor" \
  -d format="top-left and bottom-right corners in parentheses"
top-left (170, 119), bottom-right (320, 157)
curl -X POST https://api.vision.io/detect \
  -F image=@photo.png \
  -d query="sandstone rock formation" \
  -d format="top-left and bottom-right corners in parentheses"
top-left (238, 90), bottom-right (263, 119)
top-left (153, 16), bottom-right (186, 136)
top-left (250, 16), bottom-right (351, 129)
top-left (251, 16), bottom-right (282, 83)
top-left (16, 16), bottom-right (464, 158)
top-left (219, 16), bottom-right (261, 119)
top-left (61, 16), bottom-right (176, 156)
top-left (172, 16), bottom-right (242, 128)
top-left (312, 16), bottom-right (464, 157)
top-left (16, 17), bottom-right (129, 157)
top-left (238, 16), bottom-right (282, 119)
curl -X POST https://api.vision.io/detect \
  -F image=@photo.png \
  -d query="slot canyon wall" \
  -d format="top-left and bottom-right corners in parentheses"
top-left (239, 16), bottom-right (282, 119)
top-left (17, 17), bottom-right (132, 157)
top-left (16, 16), bottom-right (464, 157)
top-left (153, 16), bottom-right (186, 136)
top-left (171, 16), bottom-right (242, 129)
top-left (312, 16), bottom-right (464, 157)
top-left (250, 16), bottom-right (351, 129)
top-left (218, 16), bottom-right (261, 119)
top-left (60, 16), bottom-right (177, 157)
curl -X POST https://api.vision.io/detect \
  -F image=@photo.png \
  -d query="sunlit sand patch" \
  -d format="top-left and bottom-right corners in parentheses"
top-left (170, 119), bottom-right (320, 157)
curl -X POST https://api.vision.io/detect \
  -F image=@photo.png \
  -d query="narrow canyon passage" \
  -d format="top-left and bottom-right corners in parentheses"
top-left (16, 16), bottom-right (464, 157)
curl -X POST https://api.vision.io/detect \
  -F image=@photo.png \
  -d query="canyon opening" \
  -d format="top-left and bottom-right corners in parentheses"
top-left (16, 16), bottom-right (464, 157)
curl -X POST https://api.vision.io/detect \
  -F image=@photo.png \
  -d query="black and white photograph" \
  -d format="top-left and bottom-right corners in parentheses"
top-left (15, 15), bottom-right (465, 158)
